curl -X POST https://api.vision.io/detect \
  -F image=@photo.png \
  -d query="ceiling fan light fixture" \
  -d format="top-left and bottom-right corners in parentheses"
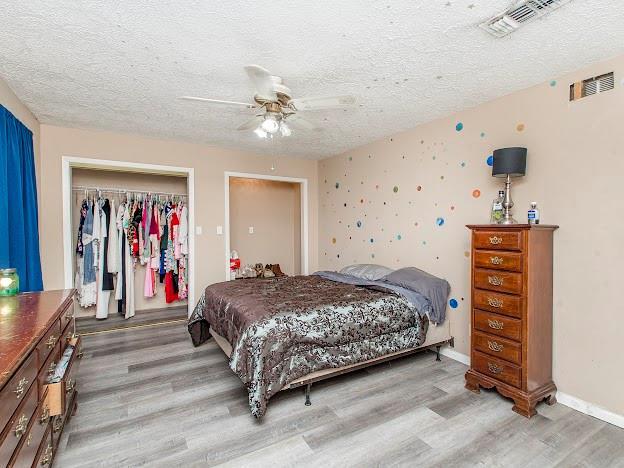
top-left (254, 127), bottom-right (268, 138)
top-left (280, 121), bottom-right (292, 137)
top-left (261, 113), bottom-right (280, 134)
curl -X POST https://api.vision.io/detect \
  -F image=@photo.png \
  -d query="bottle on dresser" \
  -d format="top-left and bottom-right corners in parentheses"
top-left (490, 190), bottom-right (505, 224)
top-left (528, 202), bottom-right (540, 225)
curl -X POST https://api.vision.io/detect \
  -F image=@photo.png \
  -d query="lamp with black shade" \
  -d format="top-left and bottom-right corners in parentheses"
top-left (492, 147), bottom-right (527, 224)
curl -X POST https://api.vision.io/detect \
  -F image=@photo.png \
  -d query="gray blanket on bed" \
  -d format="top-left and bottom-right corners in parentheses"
top-left (312, 270), bottom-right (447, 325)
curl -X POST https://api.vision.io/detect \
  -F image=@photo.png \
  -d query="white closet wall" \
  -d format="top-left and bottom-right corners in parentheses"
top-left (71, 168), bottom-right (188, 318)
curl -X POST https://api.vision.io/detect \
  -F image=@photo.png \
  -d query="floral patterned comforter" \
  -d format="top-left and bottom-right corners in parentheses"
top-left (188, 275), bottom-right (428, 417)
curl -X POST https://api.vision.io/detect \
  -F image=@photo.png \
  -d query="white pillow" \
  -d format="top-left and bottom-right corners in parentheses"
top-left (339, 264), bottom-right (394, 281)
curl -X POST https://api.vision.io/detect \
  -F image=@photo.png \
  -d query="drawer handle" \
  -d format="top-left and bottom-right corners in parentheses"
top-left (488, 275), bottom-right (504, 286)
top-left (488, 340), bottom-right (504, 352)
top-left (65, 310), bottom-right (74, 320)
top-left (52, 416), bottom-right (63, 433)
top-left (41, 443), bottom-right (53, 465)
top-left (488, 362), bottom-right (503, 374)
top-left (26, 432), bottom-right (33, 447)
top-left (66, 378), bottom-right (76, 394)
top-left (47, 361), bottom-right (57, 376)
top-left (487, 319), bottom-right (504, 330)
top-left (490, 256), bottom-right (504, 265)
top-left (46, 335), bottom-right (57, 349)
top-left (13, 377), bottom-right (29, 399)
top-left (487, 297), bottom-right (504, 308)
top-left (14, 414), bottom-right (28, 438)
top-left (40, 406), bottom-right (50, 425)
top-left (489, 236), bottom-right (503, 245)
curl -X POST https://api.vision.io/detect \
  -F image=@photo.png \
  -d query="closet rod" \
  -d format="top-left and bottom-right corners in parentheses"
top-left (72, 185), bottom-right (187, 197)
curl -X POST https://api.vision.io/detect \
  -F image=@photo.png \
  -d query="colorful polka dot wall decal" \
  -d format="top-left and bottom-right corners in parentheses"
top-left (550, 80), bottom-right (557, 87)
top-left (472, 189), bottom-right (481, 198)
top-left (370, 238), bottom-right (374, 243)
top-left (516, 123), bottom-right (525, 132)
top-left (464, 251), bottom-right (470, 257)
top-left (455, 122), bottom-right (463, 132)
top-left (486, 155), bottom-right (494, 166)
top-left (436, 217), bottom-right (445, 226)
top-left (393, 186), bottom-right (399, 193)
top-left (356, 220), bottom-right (362, 228)
top-left (417, 185), bottom-right (422, 191)
top-left (335, 182), bottom-right (340, 189)
top-left (480, 132), bottom-right (485, 138)
top-left (449, 298), bottom-right (458, 309)
top-left (331, 237), bottom-right (336, 244)
top-left (348, 156), bottom-right (352, 161)
top-left (396, 234), bottom-right (402, 240)
top-left (460, 162), bottom-right (466, 167)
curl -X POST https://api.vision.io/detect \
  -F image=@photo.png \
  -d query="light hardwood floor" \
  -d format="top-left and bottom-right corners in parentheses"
top-left (55, 323), bottom-right (624, 467)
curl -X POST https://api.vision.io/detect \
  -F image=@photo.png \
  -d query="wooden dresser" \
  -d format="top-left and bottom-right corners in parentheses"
top-left (0, 290), bottom-right (82, 467)
top-left (465, 225), bottom-right (558, 418)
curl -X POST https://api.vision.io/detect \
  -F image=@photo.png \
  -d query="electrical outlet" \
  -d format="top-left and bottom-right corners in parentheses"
top-left (248, 226), bottom-right (254, 234)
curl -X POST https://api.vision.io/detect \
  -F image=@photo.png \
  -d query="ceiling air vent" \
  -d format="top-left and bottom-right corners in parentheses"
top-left (480, 0), bottom-right (573, 37)
top-left (569, 72), bottom-right (615, 102)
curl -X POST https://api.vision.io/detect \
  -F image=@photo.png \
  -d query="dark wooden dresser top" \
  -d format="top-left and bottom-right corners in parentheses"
top-left (0, 289), bottom-right (75, 389)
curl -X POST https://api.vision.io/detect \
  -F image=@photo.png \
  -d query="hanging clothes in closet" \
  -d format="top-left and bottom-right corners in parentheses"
top-left (74, 189), bottom-right (189, 320)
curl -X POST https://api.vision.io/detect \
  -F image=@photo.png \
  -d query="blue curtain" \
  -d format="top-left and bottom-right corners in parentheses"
top-left (0, 105), bottom-right (43, 292)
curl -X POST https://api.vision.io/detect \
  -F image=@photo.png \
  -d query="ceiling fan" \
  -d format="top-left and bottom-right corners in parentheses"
top-left (179, 65), bottom-right (356, 138)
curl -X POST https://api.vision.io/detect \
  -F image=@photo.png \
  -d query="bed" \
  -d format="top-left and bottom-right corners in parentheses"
top-left (188, 267), bottom-right (453, 418)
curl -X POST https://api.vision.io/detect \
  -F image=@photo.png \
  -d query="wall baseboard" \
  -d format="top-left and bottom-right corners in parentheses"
top-left (556, 392), bottom-right (624, 429)
top-left (439, 345), bottom-right (624, 429)
top-left (440, 346), bottom-right (470, 366)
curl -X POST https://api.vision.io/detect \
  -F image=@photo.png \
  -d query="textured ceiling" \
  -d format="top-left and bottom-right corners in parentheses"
top-left (1, 1), bottom-right (623, 159)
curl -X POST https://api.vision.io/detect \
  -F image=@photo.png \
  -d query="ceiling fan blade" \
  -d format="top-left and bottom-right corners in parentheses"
top-left (244, 65), bottom-right (278, 101)
top-left (179, 96), bottom-right (255, 108)
top-left (285, 114), bottom-right (322, 132)
top-left (237, 115), bottom-right (263, 131)
top-left (288, 95), bottom-right (356, 111)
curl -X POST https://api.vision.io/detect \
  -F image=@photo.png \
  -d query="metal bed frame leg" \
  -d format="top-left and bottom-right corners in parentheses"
top-left (304, 383), bottom-right (312, 406)
top-left (435, 345), bottom-right (441, 361)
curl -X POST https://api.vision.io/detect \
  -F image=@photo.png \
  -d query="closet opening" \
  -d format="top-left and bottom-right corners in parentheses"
top-left (224, 172), bottom-right (308, 281)
top-left (62, 157), bottom-right (194, 334)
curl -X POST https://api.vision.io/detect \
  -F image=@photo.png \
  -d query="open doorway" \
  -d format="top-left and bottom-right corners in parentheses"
top-left (224, 172), bottom-right (308, 281)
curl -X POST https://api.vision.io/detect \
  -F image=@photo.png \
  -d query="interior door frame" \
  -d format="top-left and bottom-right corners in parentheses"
top-left (224, 171), bottom-right (309, 281)
top-left (61, 156), bottom-right (196, 316)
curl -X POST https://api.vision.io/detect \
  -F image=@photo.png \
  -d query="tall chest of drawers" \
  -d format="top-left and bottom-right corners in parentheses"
top-left (0, 290), bottom-right (82, 467)
top-left (465, 225), bottom-right (558, 418)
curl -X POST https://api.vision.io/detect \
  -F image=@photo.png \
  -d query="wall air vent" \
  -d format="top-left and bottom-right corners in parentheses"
top-left (569, 72), bottom-right (615, 102)
top-left (480, 0), bottom-right (573, 37)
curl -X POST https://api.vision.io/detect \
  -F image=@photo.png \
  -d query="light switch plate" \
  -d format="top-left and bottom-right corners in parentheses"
top-left (248, 226), bottom-right (254, 234)
top-left (216, 225), bottom-right (223, 235)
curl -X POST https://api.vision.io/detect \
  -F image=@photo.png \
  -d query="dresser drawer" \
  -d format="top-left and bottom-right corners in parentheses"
top-left (37, 341), bottom-right (60, 402)
top-left (473, 331), bottom-right (522, 365)
top-left (473, 289), bottom-right (522, 319)
top-left (0, 352), bottom-right (38, 434)
top-left (0, 380), bottom-right (38, 467)
top-left (474, 250), bottom-right (523, 272)
top-left (474, 309), bottom-right (521, 342)
top-left (33, 426), bottom-right (53, 467)
top-left (473, 230), bottom-right (523, 251)
top-left (472, 351), bottom-right (521, 388)
top-left (60, 303), bottom-right (75, 334)
top-left (474, 269), bottom-right (523, 295)
top-left (8, 393), bottom-right (50, 468)
top-left (36, 320), bottom-right (61, 372)
top-left (45, 335), bottom-right (82, 418)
